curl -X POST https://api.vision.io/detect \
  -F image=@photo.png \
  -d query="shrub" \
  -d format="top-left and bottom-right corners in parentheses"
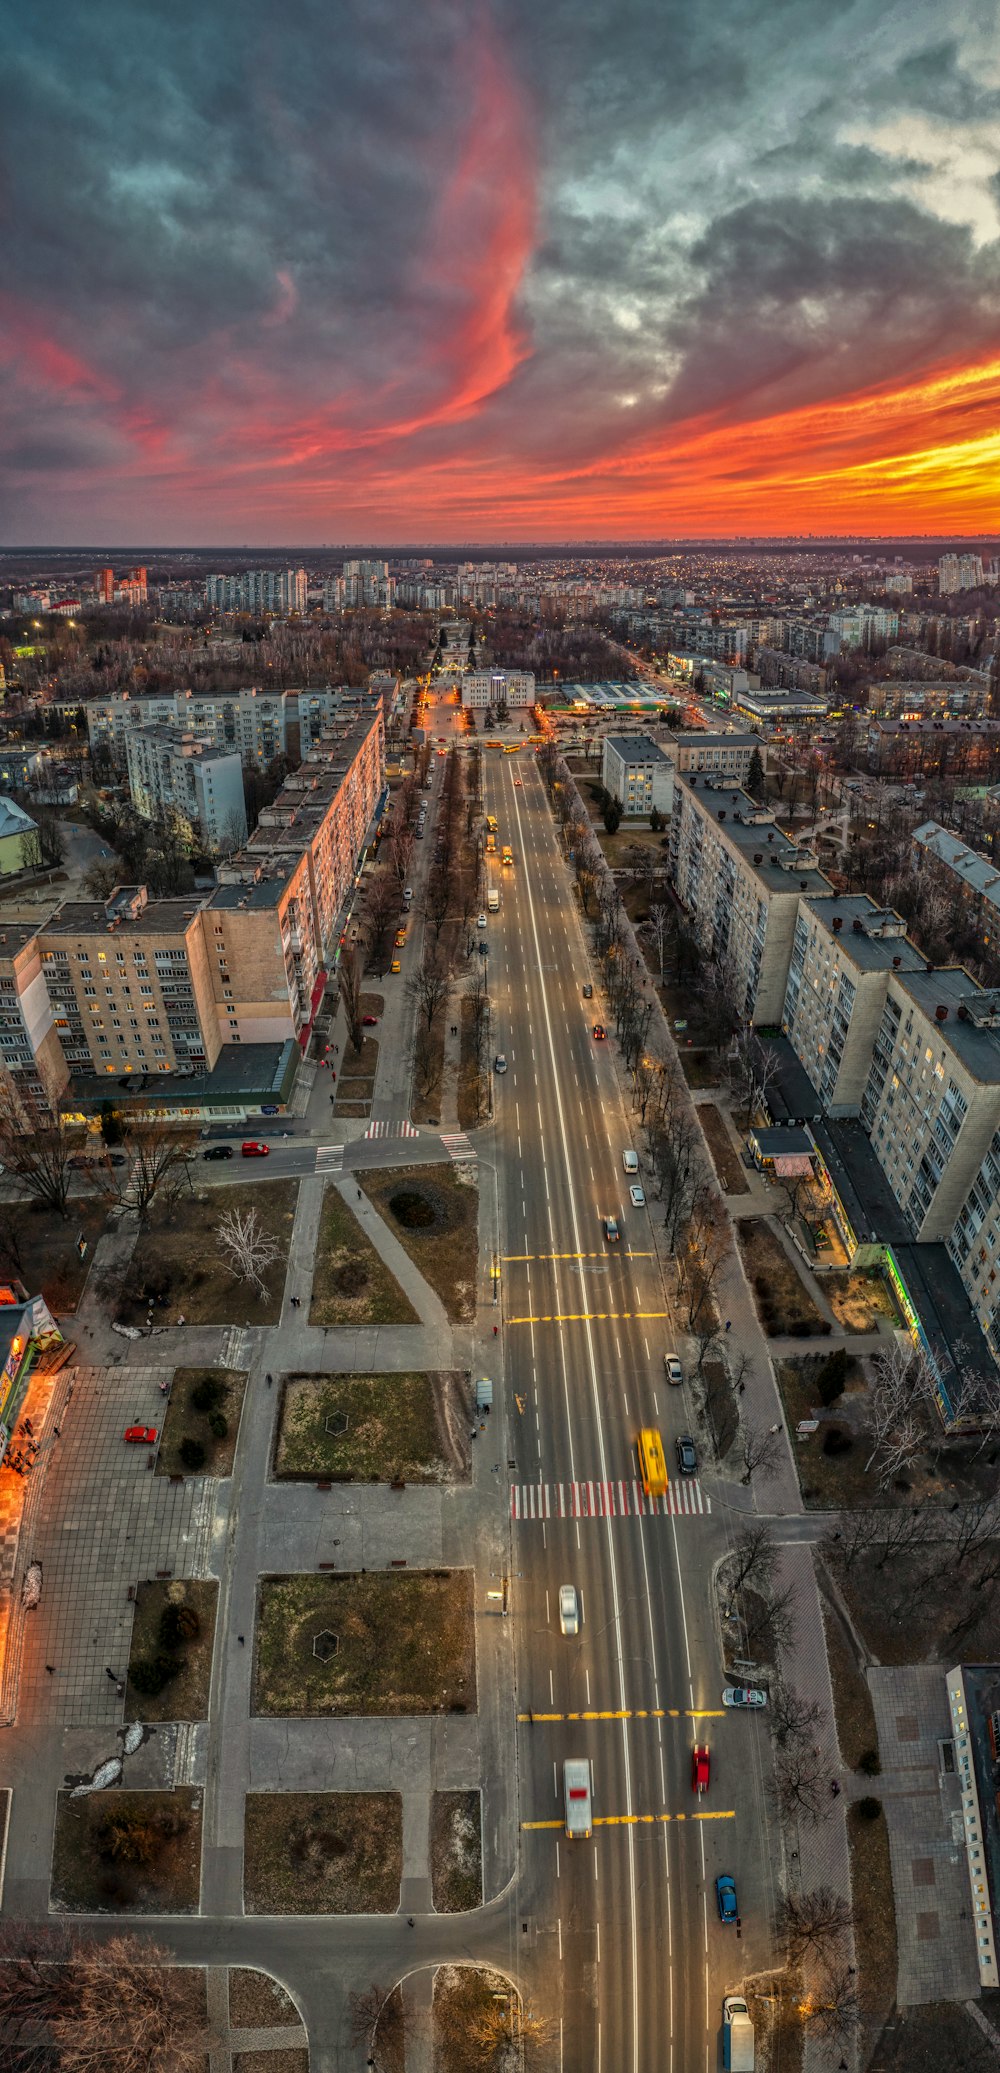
top-left (822, 1427), bottom-right (852, 1456)
top-left (179, 1435), bottom-right (207, 1471)
top-left (191, 1376), bottom-right (224, 1414)
top-left (858, 1748), bottom-right (881, 1776)
top-left (389, 1190), bottom-right (436, 1229)
top-left (856, 1796), bottom-right (883, 1821)
top-left (129, 1652), bottom-right (180, 1697)
top-left (98, 1811), bottom-right (162, 1868)
top-left (817, 1346), bottom-right (849, 1406)
top-left (159, 1602), bottom-right (200, 1651)
top-left (207, 1409), bottom-right (229, 1440)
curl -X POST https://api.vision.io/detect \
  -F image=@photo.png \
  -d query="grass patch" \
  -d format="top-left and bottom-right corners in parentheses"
top-left (701, 1357), bottom-right (738, 1459)
top-left (847, 1799), bottom-right (896, 2056)
top-left (121, 1183), bottom-right (297, 1326)
top-left (156, 1370), bottom-right (248, 1480)
top-left (363, 1163), bottom-right (479, 1322)
top-left (698, 1105), bottom-right (749, 1195)
top-left (310, 1185), bottom-right (419, 1326)
top-left (3, 1198), bottom-right (109, 1312)
top-left (125, 1579), bottom-right (218, 1721)
top-left (254, 1570), bottom-right (476, 1717)
top-left (737, 1220), bottom-right (829, 1337)
top-left (243, 1792), bottom-right (401, 1914)
top-left (51, 1789), bottom-right (202, 1914)
top-left (834, 1537), bottom-right (1000, 1663)
top-left (824, 1269), bottom-right (899, 1334)
top-left (274, 1372), bottom-right (469, 1483)
top-left (678, 1049), bottom-right (721, 1089)
top-left (229, 1970), bottom-right (301, 2027)
top-left (774, 1353), bottom-right (883, 1510)
top-left (431, 1791), bottom-right (482, 1912)
top-left (820, 1599), bottom-right (878, 1770)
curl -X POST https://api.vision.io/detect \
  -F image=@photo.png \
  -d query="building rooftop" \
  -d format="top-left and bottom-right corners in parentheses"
top-left (0, 796), bottom-right (37, 839)
top-left (678, 776), bottom-right (832, 897)
top-left (47, 896), bottom-right (204, 938)
top-left (914, 822), bottom-right (1000, 912)
top-left (893, 968), bottom-right (1000, 1083)
top-left (130, 725), bottom-right (241, 761)
top-left (66, 1040), bottom-right (296, 1111)
top-left (802, 895), bottom-right (927, 975)
top-left (604, 733), bottom-right (669, 761)
top-left (670, 731), bottom-right (758, 751)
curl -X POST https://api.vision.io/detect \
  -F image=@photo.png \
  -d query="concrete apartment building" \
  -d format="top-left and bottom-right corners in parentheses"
top-left (913, 822), bottom-right (1000, 946)
top-left (460, 671), bottom-right (535, 709)
top-left (40, 887), bottom-right (219, 1079)
top-left (669, 774), bottom-right (830, 1021)
top-left (0, 922), bottom-right (72, 1110)
top-left (859, 969), bottom-right (1000, 1246)
top-left (601, 734), bottom-right (675, 817)
top-left (85, 687), bottom-right (347, 772)
top-left (124, 728), bottom-right (247, 853)
top-left (783, 896), bottom-right (927, 1113)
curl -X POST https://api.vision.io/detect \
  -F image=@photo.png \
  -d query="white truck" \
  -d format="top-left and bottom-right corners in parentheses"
top-left (722, 1995), bottom-right (754, 2071)
top-left (563, 1759), bottom-right (593, 1838)
top-left (487, 887), bottom-right (500, 912)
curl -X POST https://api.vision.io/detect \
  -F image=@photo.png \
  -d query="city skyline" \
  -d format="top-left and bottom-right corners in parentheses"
top-left (3, 0), bottom-right (1000, 544)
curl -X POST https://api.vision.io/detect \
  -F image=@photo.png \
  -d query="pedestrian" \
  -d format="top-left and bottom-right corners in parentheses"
top-left (238, 1635), bottom-right (245, 1646)
top-left (738, 1380), bottom-right (746, 1395)
top-left (469, 1429), bottom-right (477, 1442)
top-left (266, 1373), bottom-right (273, 1387)
top-left (724, 1319), bottom-right (732, 1332)
top-left (53, 1425), bottom-right (60, 1437)
top-left (23, 1418), bottom-right (33, 1437)
top-left (105, 1667), bottom-right (118, 1681)
top-left (159, 1379), bottom-right (168, 1395)
top-left (407, 1916), bottom-right (415, 1928)
top-left (493, 1323), bottom-right (498, 1337)
top-left (116, 1681), bottom-right (124, 1698)
top-left (358, 1189), bottom-right (362, 1201)
top-left (769, 1423), bottom-right (780, 1434)
top-left (45, 1664), bottom-right (55, 1674)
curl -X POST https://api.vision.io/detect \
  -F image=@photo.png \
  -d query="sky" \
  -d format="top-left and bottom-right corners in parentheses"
top-left (2, 0), bottom-right (1000, 545)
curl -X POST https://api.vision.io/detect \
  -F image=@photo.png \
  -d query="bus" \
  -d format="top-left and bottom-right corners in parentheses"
top-left (637, 1427), bottom-right (668, 1498)
top-left (501, 844), bottom-right (513, 868)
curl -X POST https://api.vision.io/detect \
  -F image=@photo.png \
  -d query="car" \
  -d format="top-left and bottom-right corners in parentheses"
top-left (622, 1150), bottom-right (639, 1174)
top-left (395, 930), bottom-right (406, 947)
top-left (675, 1434), bottom-right (698, 1475)
top-left (403, 887), bottom-right (413, 903)
top-left (559, 1584), bottom-right (580, 1636)
top-left (362, 1013), bottom-right (379, 1026)
top-left (663, 1353), bottom-right (684, 1386)
top-left (123, 1425), bottom-right (158, 1445)
top-left (241, 1141), bottom-right (270, 1158)
top-left (715, 1874), bottom-right (738, 1923)
top-left (722, 1685), bottom-right (768, 1709)
top-left (629, 1183), bottom-right (645, 1208)
top-left (203, 1144), bottom-right (233, 1161)
top-left (514, 776), bottom-right (523, 787)
top-left (494, 1055), bottom-right (507, 1074)
top-left (592, 1024), bottom-right (606, 1041)
top-left (692, 1744), bottom-right (710, 1794)
top-left (106, 1151), bottom-right (128, 1168)
top-left (390, 958), bottom-right (401, 973)
top-left (602, 1214), bottom-right (620, 1243)
top-left (476, 913), bottom-right (488, 929)
top-left (582, 983), bottom-right (593, 1000)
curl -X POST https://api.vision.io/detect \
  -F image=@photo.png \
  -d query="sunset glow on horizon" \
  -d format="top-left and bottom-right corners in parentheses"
top-left (3, 0), bottom-right (1000, 543)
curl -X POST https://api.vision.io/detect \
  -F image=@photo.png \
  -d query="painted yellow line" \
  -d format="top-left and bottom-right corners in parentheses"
top-left (521, 1811), bottom-right (736, 1832)
top-left (507, 1310), bottom-right (671, 1326)
top-left (517, 1709), bottom-right (727, 1723)
top-left (503, 1252), bottom-right (656, 1262)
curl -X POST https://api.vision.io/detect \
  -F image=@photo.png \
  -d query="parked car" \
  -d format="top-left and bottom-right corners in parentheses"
top-left (722, 1686), bottom-right (767, 1709)
top-left (106, 1152), bottom-right (127, 1168)
top-left (663, 1353), bottom-right (683, 1386)
top-left (583, 983), bottom-right (593, 999)
top-left (123, 1426), bottom-right (158, 1445)
top-left (675, 1434), bottom-right (698, 1475)
top-left (592, 1023), bottom-right (607, 1041)
top-left (602, 1214), bottom-right (620, 1243)
top-left (622, 1150), bottom-right (639, 1174)
top-left (362, 1014), bottom-right (379, 1026)
top-left (692, 1744), bottom-right (710, 1794)
top-left (241, 1141), bottom-right (270, 1158)
top-left (559, 1584), bottom-right (580, 1636)
top-left (629, 1183), bottom-right (645, 1208)
top-left (716, 1874), bottom-right (738, 1923)
top-left (203, 1144), bottom-right (233, 1161)
top-left (494, 1055), bottom-right (507, 1074)
top-left (477, 913), bottom-right (488, 929)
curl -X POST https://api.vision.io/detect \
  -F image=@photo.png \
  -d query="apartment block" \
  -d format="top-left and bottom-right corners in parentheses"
top-left (39, 886), bottom-right (220, 1080)
top-left (782, 896), bottom-right (926, 1113)
top-left (913, 822), bottom-right (1000, 948)
top-left (669, 775), bottom-right (831, 1021)
top-left (461, 671), bottom-right (535, 709)
top-left (601, 734), bottom-right (674, 816)
top-left (861, 969), bottom-right (1000, 1244)
top-left (85, 687), bottom-right (347, 773)
top-left (0, 921), bottom-right (71, 1109)
top-left (125, 728), bottom-right (248, 852)
top-left (205, 568), bottom-right (308, 614)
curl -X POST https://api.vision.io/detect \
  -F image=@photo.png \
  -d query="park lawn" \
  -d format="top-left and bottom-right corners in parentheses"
top-left (126, 1579), bottom-right (218, 1721)
top-left (737, 1220), bottom-right (829, 1337)
top-left (698, 1104), bottom-right (750, 1195)
top-left (821, 1601), bottom-right (879, 1771)
top-left (51, 1789), bottom-right (202, 1914)
top-left (156, 1369), bottom-right (248, 1479)
top-left (229, 1970), bottom-right (301, 2028)
top-left (431, 1791), bottom-right (482, 1912)
top-left (824, 1270), bottom-right (899, 1334)
top-left (274, 1372), bottom-right (469, 1483)
top-left (254, 1570), bottom-right (476, 1717)
top-left (243, 1792), bottom-right (401, 1914)
top-left (848, 1803), bottom-right (896, 2057)
top-left (310, 1185), bottom-right (419, 1326)
top-left (362, 1164), bottom-right (479, 1323)
top-left (0, 1197), bottom-right (109, 1312)
top-left (120, 1183), bottom-right (297, 1327)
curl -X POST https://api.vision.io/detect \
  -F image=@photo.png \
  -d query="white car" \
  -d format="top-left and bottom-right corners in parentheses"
top-left (559, 1585), bottom-right (580, 1636)
top-left (629, 1183), bottom-right (645, 1208)
top-left (722, 1685), bottom-right (768, 1709)
top-left (494, 1055), bottom-right (507, 1075)
top-left (477, 913), bottom-right (488, 929)
top-left (663, 1353), bottom-right (683, 1386)
top-left (622, 1150), bottom-right (639, 1174)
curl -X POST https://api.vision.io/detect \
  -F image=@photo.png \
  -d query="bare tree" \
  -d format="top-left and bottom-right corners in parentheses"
top-left (0, 1091), bottom-right (75, 1217)
top-left (426, 863), bottom-right (451, 941)
top-left (114, 1108), bottom-right (198, 1223)
top-left (348, 1981), bottom-right (405, 2069)
top-left (728, 1025), bottom-right (780, 1130)
top-left (864, 1339), bottom-right (936, 1488)
top-left (647, 898), bottom-right (672, 983)
top-left (339, 947), bottom-right (364, 1055)
top-left (216, 1205), bottom-right (284, 1298)
top-left (800, 1960), bottom-right (860, 2046)
top-left (739, 1418), bottom-right (785, 1485)
top-left (768, 1744), bottom-right (827, 1827)
top-left (771, 1683), bottom-right (827, 1752)
top-left (363, 874), bottom-right (395, 966)
top-left (744, 1577), bottom-right (797, 1662)
top-left (777, 1886), bottom-right (853, 1965)
top-left (721, 1523), bottom-right (777, 1618)
top-left (407, 952), bottom-right (449, 1034)
top-left (0, 1921), bottom-right (212, 2071)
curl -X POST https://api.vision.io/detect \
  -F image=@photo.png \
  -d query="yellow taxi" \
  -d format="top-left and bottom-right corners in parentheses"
top-left (390, 958), bottom-right (401, 973)
top-left (395, 929), bottom-right (406, 948)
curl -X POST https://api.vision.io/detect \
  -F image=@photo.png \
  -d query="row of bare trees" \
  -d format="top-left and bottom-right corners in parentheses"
top-left (0, 1921), bottom-right (212, 2071)
top-left (0, 1094), bottom-right (199, 1225)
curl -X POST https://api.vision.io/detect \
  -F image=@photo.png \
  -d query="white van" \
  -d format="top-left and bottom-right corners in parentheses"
top-left (487, 888), bottom-right (500, 912)
top-left (622, 1150), bottom-right (639, 1174)
top-left (563, 1758), bottom-right (593, 1838)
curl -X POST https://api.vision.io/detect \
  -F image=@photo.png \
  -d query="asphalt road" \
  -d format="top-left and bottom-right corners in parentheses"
top-left (483, 748), bottom-right (773, 2072)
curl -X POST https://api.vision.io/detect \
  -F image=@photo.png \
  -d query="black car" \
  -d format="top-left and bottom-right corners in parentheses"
top-left (675, 1434), bottom-right (698, 1475)
top-left (203, 1144), bottom-right (234, 1161)
top-left (106, 1151), bottom-right (128, 1168)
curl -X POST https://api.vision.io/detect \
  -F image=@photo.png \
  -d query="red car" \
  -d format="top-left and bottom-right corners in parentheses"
top-left (124, 1425), bottom-right (158, 1445)
top-left (692, 1744), bottom-right (710, 1795)
top-left (592, 1024), bottom-right (607, 1041)
top-left (362, 1014), bottom-right (379, 1026)
top-left (241, 1141), bottom-right (270, 1158)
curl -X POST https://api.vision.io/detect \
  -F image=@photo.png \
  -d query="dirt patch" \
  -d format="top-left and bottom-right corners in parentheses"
top-left (330, 1101), bottom-right (370, 1118)
top-left (229, 1970), bottom-right (301, 2028)
top-left (310, 1184), bottom-right (419, 1326)
top-left (824, 1270), bottom-right (899, 1334)
top-left (847, 1800), bottom-right (896, 2057)
top-left (234, 2055), bottom-right (307, 2073)
top-left (820, 1599), bottom-right (878, 1770)
top-left (701, 1357), bottom-right (738, 1460)
top-left (156, 1369), bottom-right (248, 1480)
top-left (0, 1198), bottom-right (109, 1312)
top-left (274, 1372), bottom-right (469, 1483)
top-left (125, 1579), bottom-right (218, 1721)
top-left (243, 1792), bottom-right (401, 1914)
top-left (737, 1221), bottom-right (829, 1337)
top-left (360, 992), bottom-right (383, 1018)
top-left (832, 1537), bottom-right (1000, 1664)
top-left (458, 994), bottom-right (487, 1130)
top-left (363, 1163), bottom-right (479, 1322)
top-left (873, 2002), bottom-right (1000, 2072)
top-left (254, 1570), bottom-right (476, 1716)
top-left (338, 1036), bottom-right (379, 1079)
top-left (745, 1973), bottom-right (804, 2073)
top-left (698, 1105), bottom-right (750, 1195)
top-left (431, 1790), bottom-right (482, 1911)
top-left (121, 1183), bottom-right (297, 1326)
top-left (51, 1788), bottom-right (202, 1913)
top-left (678, 1050), bottom-right (722, 1089)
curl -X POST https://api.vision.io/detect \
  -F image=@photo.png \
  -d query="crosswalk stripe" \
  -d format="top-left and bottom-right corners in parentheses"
top-left (510, 1479), bottom-right (710, 1520)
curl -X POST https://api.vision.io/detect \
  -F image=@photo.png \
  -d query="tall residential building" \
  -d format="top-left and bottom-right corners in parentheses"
top-left (205, 569), bottom-right (308, 614)
top-left (782, 895), bottom-right (926, 1113)
top-left (601, 735), bottom-right (674, 817)
top-left (124, 728), bottom-right (248, 852)
top-left (95, 567), bottom-right (115, 603)
top-left (85, 687), bottom-right (348, 771)
top-left (940, 553), bottom-right (984, 595)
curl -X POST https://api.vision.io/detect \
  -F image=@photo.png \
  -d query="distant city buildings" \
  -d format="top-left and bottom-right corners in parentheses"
top-left (205, 568), bottom-right (308, 614)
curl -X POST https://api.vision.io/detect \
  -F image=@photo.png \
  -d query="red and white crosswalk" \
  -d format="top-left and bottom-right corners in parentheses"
top-left (510, 1478), bottom-right (710, 1521)
top-left (363, 1119), bottom-right (420, 1139)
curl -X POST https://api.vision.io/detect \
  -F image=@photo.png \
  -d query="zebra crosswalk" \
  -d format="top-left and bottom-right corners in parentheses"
top-left (510, 1478), bottom-right (710, 1521)
top-left (364, 1119), bottom-right (420, 1139)
top-left (316, 1145), bottom-right (344, 1170)
top-left (442, 1131), bottom-right (476, 1162)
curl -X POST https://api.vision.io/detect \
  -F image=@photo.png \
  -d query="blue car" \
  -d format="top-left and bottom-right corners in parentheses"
top-left (716, 1874), bottom-right (738, 1923)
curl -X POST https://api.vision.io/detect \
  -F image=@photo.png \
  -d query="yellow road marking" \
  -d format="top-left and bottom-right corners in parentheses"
top-left (507, 1310), bottom-right (671, 1326)
top-left (521, 1811), bottom-right (736, 1831)
top-left (518, 1709), bottom-right (726, 1723)
top-left (503, 1252), bottom-right (655, 1262)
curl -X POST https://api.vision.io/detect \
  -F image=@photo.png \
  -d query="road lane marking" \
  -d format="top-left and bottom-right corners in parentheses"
top-left (518, 1708), bottom-right (726, 1722)
top-left (507, 1309), bottom-right (671, 1324)
top-left (511, 1478), bottom-right (710, 1518)
top-left (501, 1252), bottom-right (655, 1261)
top-left (521, 1811), bottom-right (736, 1830)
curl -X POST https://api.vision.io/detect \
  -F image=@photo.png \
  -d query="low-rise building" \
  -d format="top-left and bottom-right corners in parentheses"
top-left (732, 685), bottom-right (829, 732)
top-left (461, 670), bottom-right (535, 709)
top-left (601, 733), bottom-right (674, 816)
top-left (0, 798), bottom-right (39, 875)
top-left (659, 731), bottom-right (759, 783)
